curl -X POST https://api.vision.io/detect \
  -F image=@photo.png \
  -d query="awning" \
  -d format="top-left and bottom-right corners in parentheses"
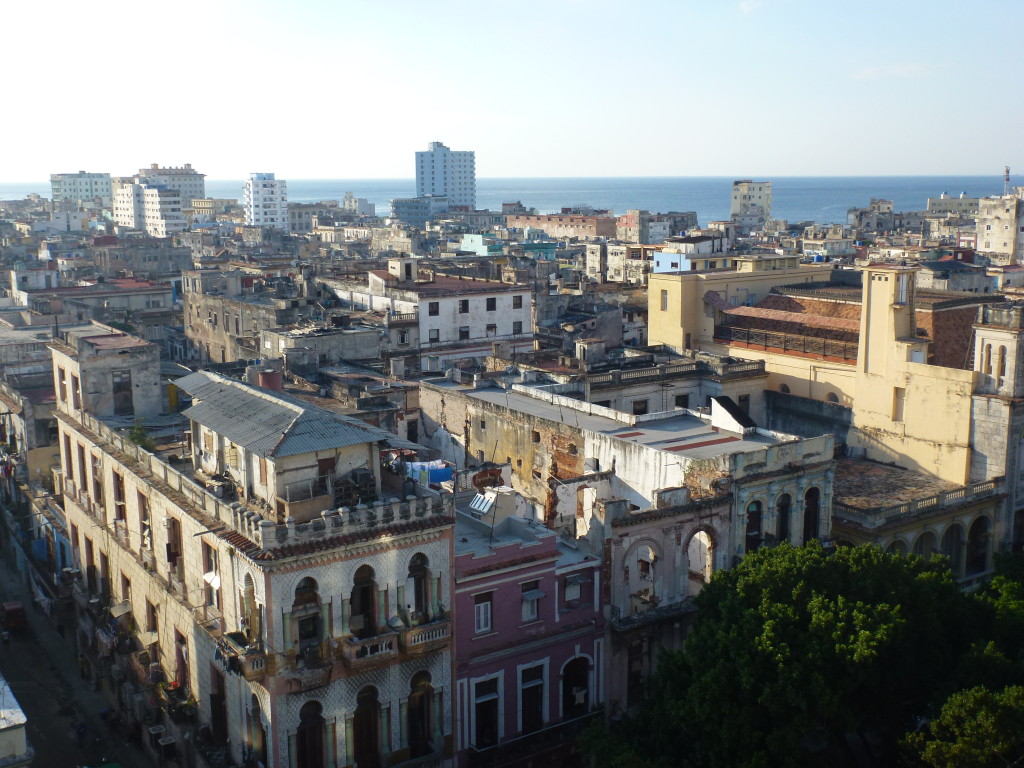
top-left (522, 589), bottom-right (546, 601)
top-left (203, 571), bottom-right (221, 590)
top-left (109, 600), bottom-right (132, 618)
top-left (137, 631), bottom-right (159, 647)
top-left (565, 573), bottom-right (591, 585)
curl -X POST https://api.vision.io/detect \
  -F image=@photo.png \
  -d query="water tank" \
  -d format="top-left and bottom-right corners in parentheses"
top-left (258, 369), bottom-right (283, 391)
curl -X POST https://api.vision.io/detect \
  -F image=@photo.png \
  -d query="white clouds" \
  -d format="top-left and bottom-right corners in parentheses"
top-left (738, 0), bottom-right (765, 13)
top-left (851, 63), bottom-right (931, 81)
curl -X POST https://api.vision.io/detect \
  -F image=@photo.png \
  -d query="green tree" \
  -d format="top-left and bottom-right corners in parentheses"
top-left (590, 543), bottom-right (980, 768)
top-left (904, 685), bottom-right (1024, 767)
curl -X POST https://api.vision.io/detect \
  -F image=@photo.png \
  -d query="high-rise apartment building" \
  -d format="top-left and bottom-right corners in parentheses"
top-left (730, 180), bottom-right (772, 233)
top-left (976, 188), bottom-right (1024, 265)
top-left (136, 163), bottom-right (206, 206)
top-left (112, 181), bottom-right (186, 237)
top-left (50, 171), bottom-right (113, 207)
top-left (415, 142), bottom-right (476, 209)
top-left (243, 173), bottom-right (289, 231)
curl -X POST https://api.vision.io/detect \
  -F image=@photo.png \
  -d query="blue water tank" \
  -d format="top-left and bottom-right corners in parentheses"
top-left (813, 255), bottom-right (824, 262)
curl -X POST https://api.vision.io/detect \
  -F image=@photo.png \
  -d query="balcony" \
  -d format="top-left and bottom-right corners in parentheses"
top-left (219, 631), bottom-right (266, 683)
top-left (398, 618), bottom-right (451, 656)
top-left (467, 710), bottom-right (602, 768)
top-left (129, 647), bottom-right (163, 687)
top-left (339, 631), bottom-right (398, 672)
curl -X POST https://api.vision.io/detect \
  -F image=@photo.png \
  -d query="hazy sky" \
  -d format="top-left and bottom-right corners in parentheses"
top-left (4, 0), bottom-right (1022, 180)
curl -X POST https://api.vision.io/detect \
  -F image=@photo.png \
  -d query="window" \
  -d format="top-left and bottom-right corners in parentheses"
top-left (891, 387), bottom-right (905, 422)
top-left (660, 290), bottom-right (668, 311)
top-left (512, 320), bottom-right (523, 335)
top-left (71, 374), bottom-right (81, 410)
top-left (459, 326), bottom-right (471, 340)
top-left (398, 329), bottom-right (409, 345)
top-left (520, 665), bottom-right (545, 733)
top-left (565, 579), bottom-right (582, 602)
top-left (531, 430), bottom-right (541, 443)
top-left (428, 302), bottom-right (439, 316)
top-left (738, 394), bottom-right (750, 414)
top-left (474, 593), bottom-right (493, 634)
top-left (513, 295), bottom-right (523, 309)
top-left (826, 392), bottom-right (840, 404)
top-left (779, 383), bottom-right (791, 394)
top-left (632, 399), bottom-right (649, 416)
top-left (429, 329), bottom-right (440, 343)
top-left (674, 394), bottom-right (690, 409)
top-left (473, 678), bottom-right (500, 748)
top-left (485, 324), bottom-right (497, 336)
top-left (521, 580), bottom-right (542, 623)
top-left (202, 541), bottom-right (221, 610)
top-left (480, 420), bottom-right (486, 430)
top-left (486, 297), bottom-right (497, 311)
top-left (57, 367), bottom-right (67, 403)
top-left (459, 299), bottom-right (469, 314)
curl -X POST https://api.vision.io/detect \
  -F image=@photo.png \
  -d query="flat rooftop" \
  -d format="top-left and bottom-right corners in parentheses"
top-left (427, 379), bottom-right (780, 460)
top-left (832, 457), bottom-right (959, 510)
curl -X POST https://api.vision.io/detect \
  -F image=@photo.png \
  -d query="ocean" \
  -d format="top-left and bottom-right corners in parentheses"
top-left (1, 176), bottom-right (1014, 225)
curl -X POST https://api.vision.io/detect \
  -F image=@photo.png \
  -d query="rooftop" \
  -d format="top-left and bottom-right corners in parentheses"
top-left (174, 371), bottom-right (417, 458)
top-left (833, 458), bottom-right (958, 510)
top-left (426, 378), bottom-right (781, 460)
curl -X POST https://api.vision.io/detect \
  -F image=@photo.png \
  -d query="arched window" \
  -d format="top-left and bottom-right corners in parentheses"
top-left (941, 524), bottom-right (964, 574)
top-left (408, 672), bottom-right (435, 758)
top-left (562, 657), bottom-right (590, 719)
top-left (912, 531), bottom-right (937, 561)
top-left (292, 578), bottom-right (322, 656)
top-left (296, 700), bottom-right (326, 768)
top-left (778, 383), bottom-right (791, 394)
top-left (998, 346), bottom-right (1007, 385)
top-left (686, 530), bottom-right (714, 597)
top-left (776, 494), bottom-right (792, 545)
top-left (886, 539), bottom-right (908, 556)
top-left (984, 343), bottom-right (993, 374)
top-left (745, 501), bottom-right (762, 553)
top-left (406, 554), bottom-right (431, 626)
top-left (242, 574), bottom-right (260, 646)
top-left (967, 517), bottom-right (991, 576)
top-left (803, 487), bottom-right (821, 543)
top-left (826, 392), bottom-right (840, 404)
top-left (353, 687), bottom-right (381, 768)
top-left (248, 694), bottom-right (267, 766)
top-left (351, 565), bottom-right (378, 640)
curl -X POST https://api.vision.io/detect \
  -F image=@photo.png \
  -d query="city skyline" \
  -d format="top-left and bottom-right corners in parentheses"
top-left (2, 0), bottom-right (1022, 181)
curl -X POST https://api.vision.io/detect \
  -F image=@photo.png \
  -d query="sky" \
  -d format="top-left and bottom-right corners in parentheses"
top-left (3, 0), bottom-right (1023, 180)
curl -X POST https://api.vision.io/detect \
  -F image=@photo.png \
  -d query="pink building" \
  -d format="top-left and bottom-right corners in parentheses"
top-left (453, 488), bottom-right (603, 768)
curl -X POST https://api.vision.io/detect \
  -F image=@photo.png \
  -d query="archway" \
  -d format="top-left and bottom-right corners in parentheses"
top-left (803, 487), bottom-right (821, 543)
top-left (886, 539), bottom-right (907, 556)
top-left (686, 529), bottom-right (715, 597)
top-left (912, 531), bottom-right (938, 561)
top-left (776, 494), bottom-right (791, 545)
top-left (296, 700), bottom-right (326, 768)
top-left (941, 524), bottom-right (965, 574)
top-left (561, 657), bottom-right (590, 719)
top-left (408, 672), bottom-right (434, 758)
top-left (745, 501), bottom-right (762, 553)
top-left (248, 694), bottom-right (267, 766)
top-left (966, 517), bottom-right (991, 576)
top-left (353, 687), bottom-right (381, 768)
top-left (351, 565), bottom-right (377, 640)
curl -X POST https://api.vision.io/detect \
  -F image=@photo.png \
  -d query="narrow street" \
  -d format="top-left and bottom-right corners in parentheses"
top-left (0, 551), bottom-right (154, 768)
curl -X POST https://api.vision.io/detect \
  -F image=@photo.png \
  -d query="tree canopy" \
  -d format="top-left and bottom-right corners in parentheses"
top-left (589, 542), bottom-right (997, 768)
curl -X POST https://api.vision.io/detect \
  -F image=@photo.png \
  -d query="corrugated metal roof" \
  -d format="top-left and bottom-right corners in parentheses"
top-left (175, 371), bottom-right (418, 457)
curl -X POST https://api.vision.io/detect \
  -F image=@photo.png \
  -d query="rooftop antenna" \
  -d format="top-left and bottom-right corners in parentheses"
top-left (1005, 166), bottom-right (1012, 197)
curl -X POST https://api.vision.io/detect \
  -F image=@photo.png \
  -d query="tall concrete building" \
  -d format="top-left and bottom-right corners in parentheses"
top-left (415, 142), bottom-right (476, 209)
top-left (135, 163), bottom-right (206, 206)
top-left (50, 171), bottom-right (113, 207)
top-left (244, 172), bottom-right (289, 231)
top-left (730, 180), bottom-right (772, 233)
top-left (976, 188), bottom-right (1024, 265)
top-left (112, 182), bottom-right (186, 237)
